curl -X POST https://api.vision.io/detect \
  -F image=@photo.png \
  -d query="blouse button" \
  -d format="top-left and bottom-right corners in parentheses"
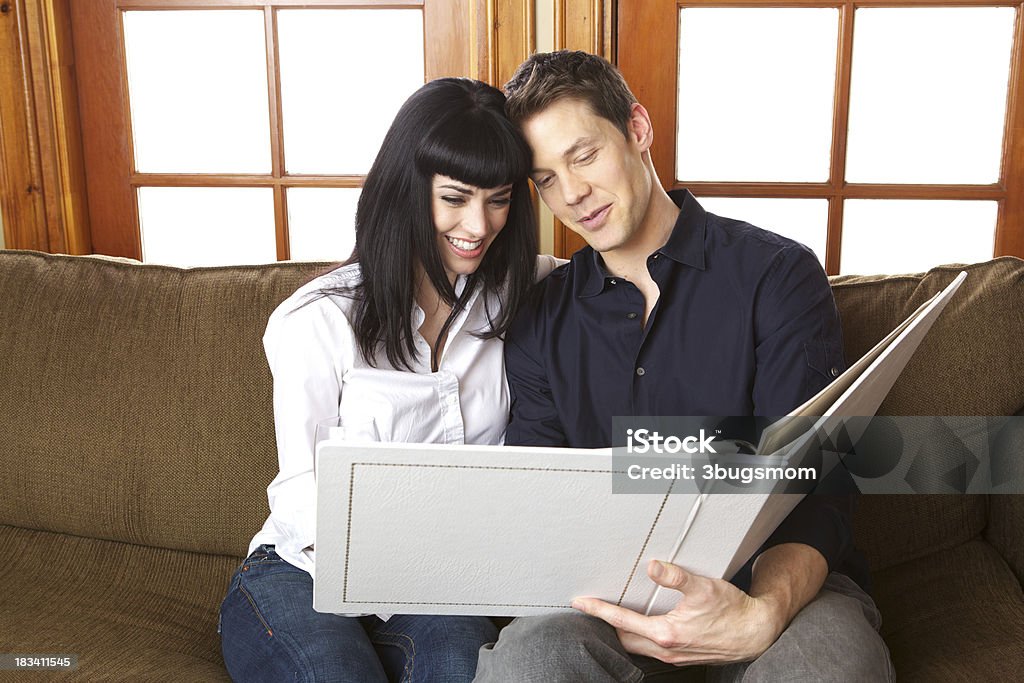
top-left (636, 367), bottom-right (646, 377)
top-left (626, 312), bottom-right (638, 320)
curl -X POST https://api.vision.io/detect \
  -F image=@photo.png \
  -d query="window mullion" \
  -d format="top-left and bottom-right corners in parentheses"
top-left (826, 1), bottom-right (856, 275)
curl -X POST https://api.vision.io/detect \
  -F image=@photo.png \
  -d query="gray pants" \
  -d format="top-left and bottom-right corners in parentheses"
top-left (474, 573), bottom-right (894, 683)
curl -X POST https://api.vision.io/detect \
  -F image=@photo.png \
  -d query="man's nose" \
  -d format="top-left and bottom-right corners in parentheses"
top-left (561, 173), bottom-right (590, 207)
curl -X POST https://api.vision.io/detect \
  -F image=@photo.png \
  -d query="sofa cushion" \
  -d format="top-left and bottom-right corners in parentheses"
top-left (0, 251), bottom-right (330, 557)
top-left (0, 524), bottom-right (236, 681)
top-left (870, 538), bottom-right (1024, 681)
top-left (853, 494), bottom-right (986, 573)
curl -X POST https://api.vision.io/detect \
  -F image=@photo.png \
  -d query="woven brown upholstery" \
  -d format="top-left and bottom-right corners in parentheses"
top-left (0, 251), bottom-right (327, 557)
top-left (1, 249), bottom-right (1022, 681)
top-left (0, 524), bottom-right (234, 682)
top-left (872, 539), bottom-right (1024, 681)
top-left (831, 258), bottom-right (1024, 418)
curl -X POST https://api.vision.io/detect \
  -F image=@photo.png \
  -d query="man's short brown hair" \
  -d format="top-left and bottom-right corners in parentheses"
top-left (503, 50), bottom-right (638, 138)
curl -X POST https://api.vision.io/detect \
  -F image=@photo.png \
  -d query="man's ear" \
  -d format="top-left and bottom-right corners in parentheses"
top-left (626, 103), bottom-right (654, 154)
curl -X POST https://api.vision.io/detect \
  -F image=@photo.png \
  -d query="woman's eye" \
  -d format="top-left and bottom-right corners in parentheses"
top-left (442, 196), bottom-right (465, 206)
top-left (490, 197), bottom-right (511, 207)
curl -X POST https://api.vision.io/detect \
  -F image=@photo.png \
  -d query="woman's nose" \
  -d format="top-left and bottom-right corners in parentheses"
top-left (462, 205), bottom-right (488, 236)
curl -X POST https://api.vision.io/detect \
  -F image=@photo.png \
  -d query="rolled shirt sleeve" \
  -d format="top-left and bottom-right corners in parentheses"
top-left (744, 243), bottom-right (860, 587)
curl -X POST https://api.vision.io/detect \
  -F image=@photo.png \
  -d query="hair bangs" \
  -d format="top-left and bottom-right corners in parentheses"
top-left (416, 112), bottom-right (530, 190)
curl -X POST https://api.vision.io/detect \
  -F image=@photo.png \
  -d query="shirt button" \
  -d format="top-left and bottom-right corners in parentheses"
top-left (636, 367), bottom-right (646, 376)
top-left (830, 367), bottom-right (840, 378)
top-left (609, 279), bottom-right (617, 285)
top-left (652, 254), bottom-right (660, 259)
top-left (626, 312), bottom-right (638, 320)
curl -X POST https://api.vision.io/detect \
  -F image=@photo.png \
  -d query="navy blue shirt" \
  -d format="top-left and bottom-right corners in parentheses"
top-left (505, 189), bottom-right (868, 591)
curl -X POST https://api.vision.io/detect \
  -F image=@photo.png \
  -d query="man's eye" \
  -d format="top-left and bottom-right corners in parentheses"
top-left (535, 176), bottom-right (553, 189)
top-left (576, 151), bottom-right (596, 164)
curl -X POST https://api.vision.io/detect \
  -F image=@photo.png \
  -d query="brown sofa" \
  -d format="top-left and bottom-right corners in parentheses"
top-left (1, 250), bottom-right (1022, 681)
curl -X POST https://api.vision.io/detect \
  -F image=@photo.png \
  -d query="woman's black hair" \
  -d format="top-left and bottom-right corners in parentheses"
top-left (318, 77), bottom-right (537, 370)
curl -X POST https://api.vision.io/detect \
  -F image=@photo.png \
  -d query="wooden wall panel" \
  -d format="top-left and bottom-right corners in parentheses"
top-left (0, 0), bottom-right (48, 251)
top-left (494, 0), bottom-right (534, 87)
top-left (24, 0), bottom-right (91, 254)
top-left (552, 0), bottom-right (617, 258)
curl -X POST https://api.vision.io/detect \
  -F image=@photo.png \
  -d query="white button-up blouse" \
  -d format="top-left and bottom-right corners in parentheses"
top-left (248, 256), bottom-right (562, 579)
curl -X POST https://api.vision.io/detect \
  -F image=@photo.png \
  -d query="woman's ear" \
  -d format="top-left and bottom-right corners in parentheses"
top-left (626, 103), bottom-right (655, 154)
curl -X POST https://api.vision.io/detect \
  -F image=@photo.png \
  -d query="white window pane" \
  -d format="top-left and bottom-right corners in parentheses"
top-left (696, 197), bottom-right (828, 265)
top-left (677, 8), bottom-right (838, 182)
top-left (139, 187), bottom-right (277, 267)
top-left (846, 8), bottom-right (1014, 184)
top-left (123, 11), bottom-right (271, 174)
top-left (287, 188), bottom-right (360, 262)
top-left (278, 10), bottom-right (424, 174)
top-left (841, 200), bottom-right (996, 275)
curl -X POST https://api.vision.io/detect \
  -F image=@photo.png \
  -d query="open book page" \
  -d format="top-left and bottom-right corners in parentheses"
top-left (756, 271), bottom-right (967, 456)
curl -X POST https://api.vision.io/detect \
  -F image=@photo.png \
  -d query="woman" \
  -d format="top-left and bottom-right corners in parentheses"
top-left (218, 78), bottom-right (558, 682)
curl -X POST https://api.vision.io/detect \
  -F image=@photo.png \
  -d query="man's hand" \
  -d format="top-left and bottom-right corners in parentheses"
top-left (571, 559), bottom-right (787, 666)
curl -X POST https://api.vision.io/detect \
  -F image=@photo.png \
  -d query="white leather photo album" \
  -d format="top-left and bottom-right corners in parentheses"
top-left (313, 442), bottom-right (779, 616)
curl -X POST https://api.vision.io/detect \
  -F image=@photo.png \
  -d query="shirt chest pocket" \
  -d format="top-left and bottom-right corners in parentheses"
top-left (338, 368), bottom-right (460, 444)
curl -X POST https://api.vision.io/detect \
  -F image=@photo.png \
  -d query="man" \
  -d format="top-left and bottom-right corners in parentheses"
top-left (473, 51), bottom-right (893, 682)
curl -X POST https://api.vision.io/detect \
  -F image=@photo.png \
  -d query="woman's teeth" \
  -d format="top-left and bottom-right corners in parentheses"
top-left (447, 237), bottom-right (482, 250)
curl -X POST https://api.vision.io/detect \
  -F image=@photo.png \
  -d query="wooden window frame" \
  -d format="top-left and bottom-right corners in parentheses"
top-left (618, 0), bottom-right (1024, 274)
top-left (70, 0), bottom-right (481, 260)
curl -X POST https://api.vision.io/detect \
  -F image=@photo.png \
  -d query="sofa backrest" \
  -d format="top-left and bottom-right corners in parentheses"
top-left (2, 251), bottom-right (1022, 568)
top-left (831, 257), bottom-right (1024, 571)
top-left (0, 251), bottom-right (328, 557)
top-left (831, 258), bottom-right (1024, 417)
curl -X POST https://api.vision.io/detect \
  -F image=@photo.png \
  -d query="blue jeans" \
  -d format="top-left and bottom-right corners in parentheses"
top-left (219, 545), bottom-right (498, 682)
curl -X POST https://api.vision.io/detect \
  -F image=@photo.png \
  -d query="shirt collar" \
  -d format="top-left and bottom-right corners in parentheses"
top-left (660, 189), bottom-right (707, 270)
top-left (578, 189), bottom-right (707, 297)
